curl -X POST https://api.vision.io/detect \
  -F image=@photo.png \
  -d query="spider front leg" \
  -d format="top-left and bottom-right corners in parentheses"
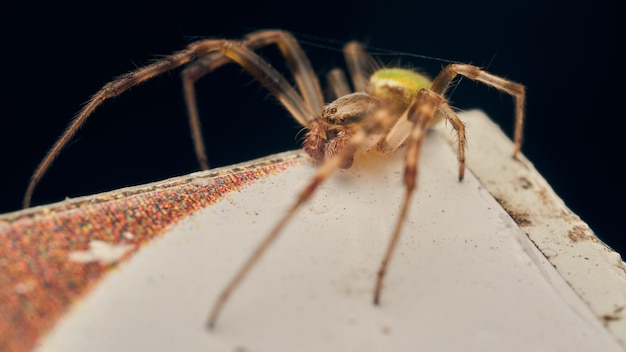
top-left (205, 139), bottom-right (360, 329)
top-left (373, 88), bottom-right (452, 305)
top-left (207, 94), bottom-right (392, 329)
top-left (371, 65), bottom-right (524, 305)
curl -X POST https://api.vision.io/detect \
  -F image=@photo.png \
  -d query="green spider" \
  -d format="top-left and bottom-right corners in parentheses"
top-left (24, 29), bottom-right (526, 329)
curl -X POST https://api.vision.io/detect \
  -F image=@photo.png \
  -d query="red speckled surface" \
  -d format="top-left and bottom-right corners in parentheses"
top-left (0, 155), bottom-right (300, 352)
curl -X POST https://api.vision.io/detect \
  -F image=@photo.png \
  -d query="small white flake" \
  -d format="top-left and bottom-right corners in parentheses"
top-left (123, 232), bottom-right (135, 240)
top-left (68, 240), bottom-right (135, 265)
top-left (14, 280), bottom-right (36, 294)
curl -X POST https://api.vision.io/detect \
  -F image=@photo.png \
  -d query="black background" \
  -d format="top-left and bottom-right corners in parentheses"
top-left (1, 1), bottom-right (622, 255)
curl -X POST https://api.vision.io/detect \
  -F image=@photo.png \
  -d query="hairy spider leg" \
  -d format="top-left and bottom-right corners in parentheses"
top-left (182, 30), bottom-right (326, 170)
top-left (371, 65), bottom-right (525, 305)
top-left (343, 41), bottom-right (380, 92)
top-left (325, 68), bottom-right (352, 98)
top-left (325, 41), bottom-right (380, 99)
top-left (327, 44), bottom-right (471, 305)
top-left (373, 89), bottom-right (464, 304)
top-left (23, 39), bottom-right (315, 208)
top-left (377, 63), bottom-right (525, 183)
top-left (430, 64), bottom-right (526, 156)
top-left (206, 104), bottom-right (397, 329)
top-left (182, 52), bottom-right (232, 170)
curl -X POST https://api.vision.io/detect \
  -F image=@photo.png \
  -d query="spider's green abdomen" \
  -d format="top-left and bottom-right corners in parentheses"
top-left (369, 68), bottom-right (432, 112)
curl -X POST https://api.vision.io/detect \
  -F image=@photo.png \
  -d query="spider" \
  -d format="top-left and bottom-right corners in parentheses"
top-left (23, 29), bottom-right (526, 329)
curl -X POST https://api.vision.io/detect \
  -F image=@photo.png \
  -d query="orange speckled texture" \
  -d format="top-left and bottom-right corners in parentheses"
top-left (0, 156), bottom-right (300, 352)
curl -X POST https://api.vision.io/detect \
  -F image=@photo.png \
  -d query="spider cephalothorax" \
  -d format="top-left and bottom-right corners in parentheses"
top-left (304, 92), bottom-right (380, 168)
top-left (24, 29), bottom-right (525, 329)
top-left (304, 67), bottom-right (437, 169)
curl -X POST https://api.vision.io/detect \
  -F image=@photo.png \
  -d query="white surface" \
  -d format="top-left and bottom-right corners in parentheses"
top-left (37, 111), bottom-right (622, 351)
top-left (435, 111), bottom-right (626, 346)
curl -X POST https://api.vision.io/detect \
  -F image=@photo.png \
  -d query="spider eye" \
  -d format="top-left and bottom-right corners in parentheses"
top-left (330, 107), bottom-right (337, 114)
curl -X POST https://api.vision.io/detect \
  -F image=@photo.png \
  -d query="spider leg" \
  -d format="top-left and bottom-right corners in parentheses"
top-left (207, 107), bottom-right (395, 329)
top-left (182, 52), bottom-right (232, 170)
top-left (343, 41), bottom-right (380, 92)
top-left (181, 30), bottom-right (325, 170)
top-left (24, 39), bottom-right (313, 208)
top-left (437, 104), bottom-right (467, 180)
top-left (243, 30), bottom-right (325, 115)
top-left (324, 127), bottom-right (356, 168)
top-left (373, 88), bottom-right (444, 305)
top-left (377, 97), bottom-right (467, 180)
top-left (325, 68), bottom-right (352, 99)
top-left (430, 64), bottom-right (526, 156)
top-left (24, 40), bottom-right (221, 208)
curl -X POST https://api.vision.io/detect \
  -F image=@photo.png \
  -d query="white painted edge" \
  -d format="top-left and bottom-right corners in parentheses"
top-left (434, 111), bottom-right (626, 346)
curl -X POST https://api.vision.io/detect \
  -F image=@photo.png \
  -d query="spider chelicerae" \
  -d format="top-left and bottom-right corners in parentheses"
top-left (24, 29), bottom-right (526, 329)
